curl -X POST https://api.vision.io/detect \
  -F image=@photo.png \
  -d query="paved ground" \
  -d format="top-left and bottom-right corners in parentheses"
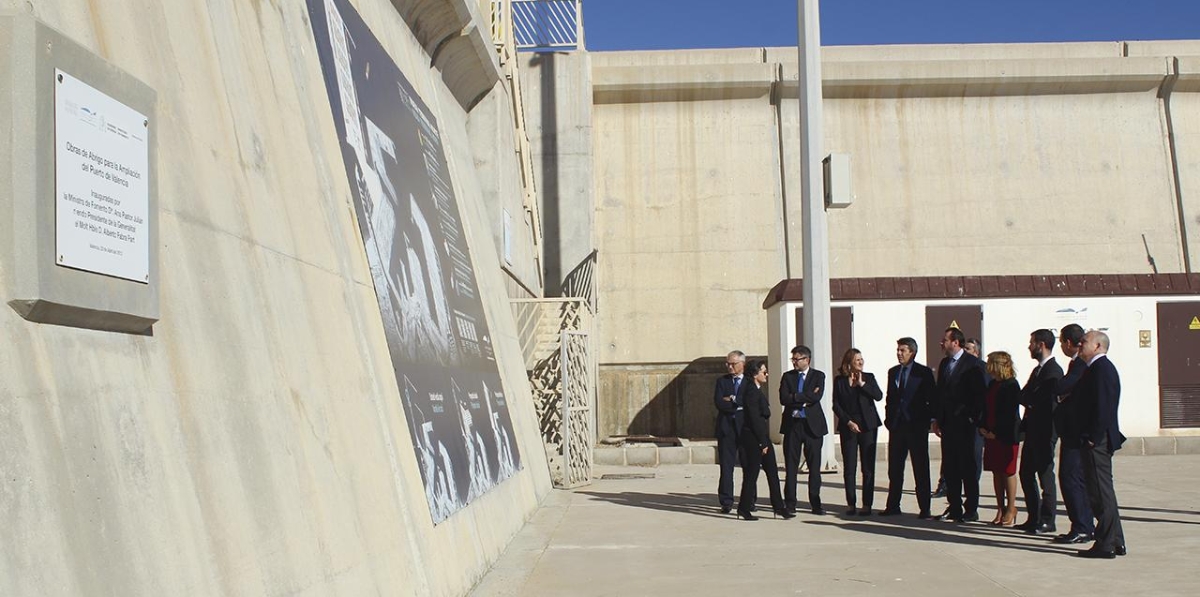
top-left (471, 455), bottom-right (1200, 596)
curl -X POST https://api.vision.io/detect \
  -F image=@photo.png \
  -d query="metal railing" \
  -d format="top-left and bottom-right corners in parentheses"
top-left (509, 0), bottom-right (583, 51)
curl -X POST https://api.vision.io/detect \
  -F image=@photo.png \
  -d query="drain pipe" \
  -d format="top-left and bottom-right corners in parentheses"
top-left (1159, 56), bottom-right (1192, 274)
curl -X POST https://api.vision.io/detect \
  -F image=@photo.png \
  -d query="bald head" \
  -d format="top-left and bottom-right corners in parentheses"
top-left (1079, 330), bottom-right (1110, 362)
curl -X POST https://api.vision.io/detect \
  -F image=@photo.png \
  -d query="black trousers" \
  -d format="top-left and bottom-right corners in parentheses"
top-left (783, 422), bottom-right (824, 511)
top-left (886, 424), bottom-right (931, 514)
top-left (1019, 440), bottom-right (1057, 526)
top-left (840, 428), bottom-right (878, 509)
top-left (941, 426), bottom-right (980, 517)
top-left (1059, 445), bottom-right (1095, 535)
top-left (1082, 437), bottom-right (1125, 550)
top-left (717, 432), bottom-right (740, 508)
top-left (738, 440), bottom-right (785, 514)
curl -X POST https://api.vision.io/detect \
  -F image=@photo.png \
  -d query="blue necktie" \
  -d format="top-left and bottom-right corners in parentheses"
top-left (797, 372), bottom-right (807, 418)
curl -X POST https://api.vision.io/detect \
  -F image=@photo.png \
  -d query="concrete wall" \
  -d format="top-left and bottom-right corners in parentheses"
top-left (0, 1), bottom-right (550, 596)
top-left (519, 52), bottom-right (595, 298)
top-left (587, 43), bottom-right (1200, 438)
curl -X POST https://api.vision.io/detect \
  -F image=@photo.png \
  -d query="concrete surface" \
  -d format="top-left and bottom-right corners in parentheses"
top-left (472, 455), bottom-right (1200, 597)
top-left (0, 1), bottom-right (550, 595)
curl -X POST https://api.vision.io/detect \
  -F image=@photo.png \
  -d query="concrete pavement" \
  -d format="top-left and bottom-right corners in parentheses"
top-left (471, 455), bottom-right (1200, 596)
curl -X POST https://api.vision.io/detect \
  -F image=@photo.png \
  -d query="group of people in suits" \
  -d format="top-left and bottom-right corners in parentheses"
top-left (712, 324), bottom-right (1128, 559)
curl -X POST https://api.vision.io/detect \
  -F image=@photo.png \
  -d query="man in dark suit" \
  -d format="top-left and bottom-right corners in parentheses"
top-left (779, 345), bottom-right (828, 515)
top-left (931, 327), bottom-right (988, 523)
top-left (1053, 324), bottom-right (1096, 544)
top-left (1075, 331), bottom-right (1127, 558)
top-left (1017, 329), bottom-right (1064, 534)
top-left (714, 350), bottom-right (747, 513)
top-left (881, 337), bottom-right (936, 518)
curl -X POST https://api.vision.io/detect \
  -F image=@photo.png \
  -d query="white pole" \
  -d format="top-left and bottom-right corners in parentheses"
top-left (797, 0), bottom-right (837, 471)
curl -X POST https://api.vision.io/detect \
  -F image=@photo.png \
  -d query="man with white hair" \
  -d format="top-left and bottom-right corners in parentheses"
top-left (1074, 330), bottom-right (1127, 559)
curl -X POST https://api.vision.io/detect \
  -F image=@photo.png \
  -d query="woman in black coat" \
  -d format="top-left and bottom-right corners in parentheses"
top-left (978, 351), bottom-right (1022, 526)
top-left (737, 360), bottom-right (794, 520)
top-left (832, 348), bottom-right (884, 515)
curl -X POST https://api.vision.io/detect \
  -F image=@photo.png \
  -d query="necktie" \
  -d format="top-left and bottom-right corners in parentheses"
top-left (947, 357), bottom-right (958, 375)
top-left (797, 372), bottom-right (807, 418)
top-left (733, 376), bottom-right (741, 393)
top-left (1032, 365), bottom-right (1042, 379)
top-left (899, 366), bottom-right (909, 390)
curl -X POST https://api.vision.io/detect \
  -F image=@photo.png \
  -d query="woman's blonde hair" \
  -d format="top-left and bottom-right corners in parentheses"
top-left (986, 351), bottom-right (1015, 381)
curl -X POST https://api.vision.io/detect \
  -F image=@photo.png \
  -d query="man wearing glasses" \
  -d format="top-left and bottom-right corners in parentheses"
top-left (779, 345), bottom-right (828, 515)
top-left (714, 350), bottom-right (748, 513)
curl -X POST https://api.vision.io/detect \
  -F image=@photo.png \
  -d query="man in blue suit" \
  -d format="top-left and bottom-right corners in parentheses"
top-left (881, 337), bottom-right (936, 518)
top-left (779, 345), bottom-right (828, 515)
top-left (1074, 330), bottom-right (1128, 559)
top-left (714, 350), bottom-right (747, 513)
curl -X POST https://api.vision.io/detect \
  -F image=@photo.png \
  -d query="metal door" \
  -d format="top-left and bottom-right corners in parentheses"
top-left (925, 305), bottom-right (983, 376)
top-left (560, 330), bottom-right (594, 487)
top-left (1157, 302), bottom-right (1200, 428)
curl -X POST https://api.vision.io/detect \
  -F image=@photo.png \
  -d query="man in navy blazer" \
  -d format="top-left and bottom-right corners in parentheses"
top-left (881, 337), bottom-right (937, 518)
top-left (1017, 329), bottom-right (1064, 534)
top-left (1074, 331), bottom-right (1127, 559)
top-left (713, 350), bottom-right (747, 513)
top-left (932, 327), bottom-right (988, 523)
top-left (1053, 324), bottom-right (1096, 544)
top-left (778, 345), bottom-right (828, 515)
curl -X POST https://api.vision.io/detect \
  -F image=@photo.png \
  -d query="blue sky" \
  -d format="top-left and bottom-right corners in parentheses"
top-left (583, 0), bottom-right (1200, 51)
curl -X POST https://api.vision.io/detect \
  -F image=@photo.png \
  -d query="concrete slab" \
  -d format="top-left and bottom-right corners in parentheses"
top-left (624, 446), bottom-right (658, 467)
top-left (691, 445), bottom-right (717, 464)
top-left (1176, 436), bottom-right (1200, 455)
top-left (473, 455), bottom-right (1200, 597)
top-left (1143, 436), bottom-right (1176, 456)
top-left (657, 446), bottom-right (691, 465)
top-left (592, 448), bottom-right (624, 466)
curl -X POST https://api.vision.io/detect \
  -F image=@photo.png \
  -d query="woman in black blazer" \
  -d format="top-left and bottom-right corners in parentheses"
top-left (832, 348), bottom-right (884, 515)
top-left (978, 351), bottom-right (1022, 526)
top-left (737, 360), bottom-right (794, 520)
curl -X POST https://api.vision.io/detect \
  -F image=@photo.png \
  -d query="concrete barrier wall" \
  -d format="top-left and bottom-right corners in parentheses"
top-left (0, 1), bottom-right (550, 595)
top-left (588, 43), bottom-right (1200, 438)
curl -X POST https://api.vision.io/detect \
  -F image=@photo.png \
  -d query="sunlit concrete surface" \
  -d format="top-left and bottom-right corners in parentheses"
top-left (472, 455), bottom-right (1200, 596)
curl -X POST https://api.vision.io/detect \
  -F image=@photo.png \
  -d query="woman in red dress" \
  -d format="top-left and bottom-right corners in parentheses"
top-left (979, 351), bottom-right (1022, 526)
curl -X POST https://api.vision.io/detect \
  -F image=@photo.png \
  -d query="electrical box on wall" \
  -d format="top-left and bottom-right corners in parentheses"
top-left (823, 153), bottom-right (852, 208)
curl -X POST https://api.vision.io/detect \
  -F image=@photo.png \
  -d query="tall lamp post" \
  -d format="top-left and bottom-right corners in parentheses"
top-left (797, 0), bottom-right (837, 469)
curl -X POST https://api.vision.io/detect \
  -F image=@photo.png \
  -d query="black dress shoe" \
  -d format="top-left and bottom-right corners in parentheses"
top-left (879, 509), bottom-right (902, 516)
top-left (1076, 547), bottom-right (1116, 559)
top-left (845, 507), bottom-right (858, 516)
top-left (775, 509), bottom-right (796, 520)
top-left (917, 510), bottom-right (932, 519)
top-left (738, 511), bottom-right (758, 521)
top-left (812, 507), bottom-right (827, 516)
top-left (1014, 520), bottom-right (1037, 531)
top-left (1115, 545), bottom-right (1127, 556)
top-left (1032, 523), bottom-right (1057, 535)
top-left (1054, 532), bottom-right (1094, 544)
top-left (960, 512), bottom-right (979, 523)
top-left (720, 505), bottom-right (733, 514)
top-left (857, 509), bottom-right (872, 516)
top-left (932, 485), bottom-right (946, 499)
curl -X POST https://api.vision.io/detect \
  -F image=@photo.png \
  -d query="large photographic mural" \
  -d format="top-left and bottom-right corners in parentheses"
top-left (307, 0), bottom-right (521, 523)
